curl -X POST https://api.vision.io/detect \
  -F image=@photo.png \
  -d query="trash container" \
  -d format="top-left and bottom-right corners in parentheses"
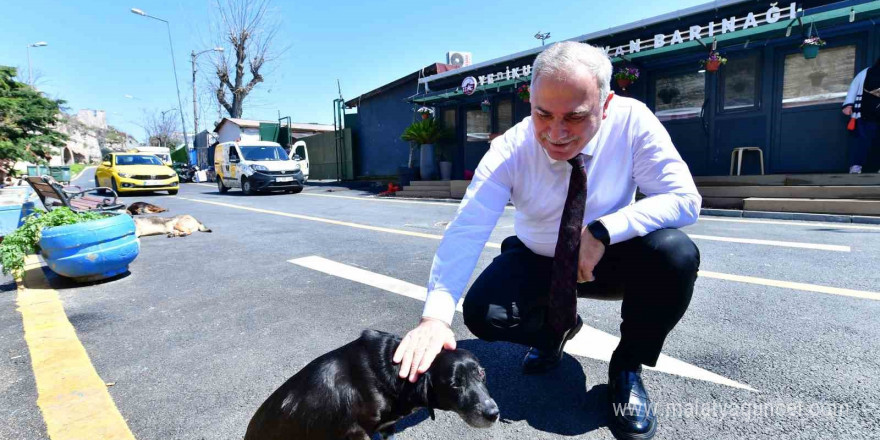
top-left (26, 165), bottom-right (50, 177)
top-left (0, 187), bottom-right (36, 237)
top-left (49, 166), bottom-right (71, 183)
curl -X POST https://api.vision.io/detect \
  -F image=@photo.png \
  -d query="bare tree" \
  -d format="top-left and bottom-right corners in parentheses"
top-left (143, 109), bottom-right (182, 148)
top-left (210, 0), bottom-right (283, 118)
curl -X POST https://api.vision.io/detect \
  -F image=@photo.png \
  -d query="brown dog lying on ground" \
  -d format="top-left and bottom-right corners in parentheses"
top-left (245, 329), bottom-right (499, 440)
top-left (133, 215), bottom-right (211, 237)
top-left (125, 202), bottom-right (168, 215)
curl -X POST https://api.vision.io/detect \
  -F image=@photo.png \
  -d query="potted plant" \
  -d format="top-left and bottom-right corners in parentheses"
top-left (517, 84), bottom-right (530, 103)
top-left (801, 37), bottom-right (826, 60)
top-left (401, 119), bottom-right (451, 181)
top-left (0, 208), bottom-right (139, 282)
top-left (481, 99), bottom-right (491, 113)
top-left (436, 143), bottom-right (454, 181)
top-left (613, 67), bottom-right (640, 91)
top-left (416, 106), bottom-right (434, 120)
top-left (700, 51), bottom-right (727, 72)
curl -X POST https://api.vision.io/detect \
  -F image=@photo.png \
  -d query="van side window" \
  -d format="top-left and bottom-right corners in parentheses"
top-left (295, 145), bottom-right (305, 159)
top-left (229, 147), bottom-right (239, 161)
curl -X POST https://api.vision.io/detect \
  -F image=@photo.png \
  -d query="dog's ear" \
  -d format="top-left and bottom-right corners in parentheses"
top-left (417, 373), bottom-right (436, 421)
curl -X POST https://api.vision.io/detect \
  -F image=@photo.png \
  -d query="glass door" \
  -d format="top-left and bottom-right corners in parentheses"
top-left (464, 105), bottom-right (491, 176)
top-left (712, 52), bottom-right (767, 176)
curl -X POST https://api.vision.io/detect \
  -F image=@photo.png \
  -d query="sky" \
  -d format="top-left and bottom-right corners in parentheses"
top-left (1, 0), bottom-right (709, 142)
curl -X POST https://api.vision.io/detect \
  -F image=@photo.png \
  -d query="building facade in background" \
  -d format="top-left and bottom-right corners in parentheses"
top-left (393, 0), bottom-right (879, 179)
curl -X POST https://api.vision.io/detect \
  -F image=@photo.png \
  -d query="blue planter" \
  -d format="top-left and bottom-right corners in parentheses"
top-left (802, 45), bottom-right (820, 59)
top-left (419, 144), bottom-right (436, 180)
top-left (39, 213), bottom-right (140, 282)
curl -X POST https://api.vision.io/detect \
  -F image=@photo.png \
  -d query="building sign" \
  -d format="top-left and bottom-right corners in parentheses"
top-left (604, 2), bottom-right (798, 57)
top-left (462, 76), bottom-right (477, 95)
top-left (474, 65), bottom-right (532, 87)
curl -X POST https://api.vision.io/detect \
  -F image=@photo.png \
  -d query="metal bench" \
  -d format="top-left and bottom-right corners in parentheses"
top-left (25, 175), bottom-right (125, 213)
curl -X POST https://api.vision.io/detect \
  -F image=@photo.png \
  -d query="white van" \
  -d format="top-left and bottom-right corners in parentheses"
top-left (131, 146), bottom-right (172, 165)
top-left (214, 141), bottom-right (305, 195)
top-left (290, 140), bottom-right (310, 183)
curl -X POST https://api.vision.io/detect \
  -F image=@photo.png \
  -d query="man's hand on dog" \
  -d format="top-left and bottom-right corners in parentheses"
top-left (393, 318), bottom-right (456, 383)
top-left (577, 226), bottom-right (606, 283)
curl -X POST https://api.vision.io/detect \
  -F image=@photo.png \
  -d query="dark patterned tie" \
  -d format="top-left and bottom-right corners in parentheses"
top-left (547, 153), bottom-right (588, 337)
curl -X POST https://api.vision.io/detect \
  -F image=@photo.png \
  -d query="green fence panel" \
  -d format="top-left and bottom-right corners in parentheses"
top-left (301, 129), bottom-right (354, 180)
top-left (170, 146), bottom-right (189, 164)
top-left (259, 122), bottom-right (280, 142)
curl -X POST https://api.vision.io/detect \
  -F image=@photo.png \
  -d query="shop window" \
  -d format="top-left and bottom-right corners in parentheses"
top-left (496, 99), bottom-right (513, 133)
top-left (654, 72), bottom-right (705, 121)
top-left (782, 45), bottom-right (855, 108)
top-left (722, 54), bottom-right (759, 111)
top-left (466, 109), bottom-right (490, 142)
top-left (442, 108), bottom-right (456, 132)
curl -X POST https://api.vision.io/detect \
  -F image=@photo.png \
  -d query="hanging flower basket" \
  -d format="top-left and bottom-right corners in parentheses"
top-left (700, 51), bottom-right (727, 73)
top-left (481, 99), bottom-right (491, 113)
top-left (417, 106), bottom-right (434, 120)
top-left (801, 37), bottom-right (826, 60)
top-left (613, 67), bottom-right (639, 91)
top-left (517, 84), bottom-right (530, 103)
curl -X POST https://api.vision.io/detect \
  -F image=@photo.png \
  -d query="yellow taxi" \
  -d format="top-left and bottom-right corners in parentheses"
top-left (95, 152), bottom-right (180, 195)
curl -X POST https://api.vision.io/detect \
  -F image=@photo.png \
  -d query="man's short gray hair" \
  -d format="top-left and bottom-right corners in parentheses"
top-left (530, 41), bottom-right (613, 105)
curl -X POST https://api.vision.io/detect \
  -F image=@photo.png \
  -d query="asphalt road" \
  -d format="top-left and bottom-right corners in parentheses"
top-left (2, 167), bottom-right (879, 439)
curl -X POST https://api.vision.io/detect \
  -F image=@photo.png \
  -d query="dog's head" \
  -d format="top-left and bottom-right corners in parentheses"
top-left (422, 348), bottom-right (499, 428)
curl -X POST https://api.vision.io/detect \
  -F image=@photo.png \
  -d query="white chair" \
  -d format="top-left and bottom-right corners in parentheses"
top-left (730, 147), bottom-right (764, 176)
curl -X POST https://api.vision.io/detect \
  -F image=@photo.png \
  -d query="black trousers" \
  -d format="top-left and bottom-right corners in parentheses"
top-left (462, 229), bottom-right (699, 368)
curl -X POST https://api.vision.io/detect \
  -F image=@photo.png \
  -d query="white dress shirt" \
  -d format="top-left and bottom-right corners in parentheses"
top-left (422, 95), bottom-right (702, 325)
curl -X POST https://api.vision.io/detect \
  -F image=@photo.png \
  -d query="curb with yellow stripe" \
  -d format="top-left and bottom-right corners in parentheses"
top-left (15, 255), bottom-right (135, 440)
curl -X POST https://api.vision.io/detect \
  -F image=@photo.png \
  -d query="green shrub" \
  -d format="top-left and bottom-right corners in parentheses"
top-left (0, 208), bottom-right (104, 276)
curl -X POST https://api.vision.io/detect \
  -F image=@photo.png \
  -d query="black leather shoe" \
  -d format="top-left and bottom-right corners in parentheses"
top-left (608, 366), bottom-right (657, 440)
top-left (521, 315), bottom-right (583, 375)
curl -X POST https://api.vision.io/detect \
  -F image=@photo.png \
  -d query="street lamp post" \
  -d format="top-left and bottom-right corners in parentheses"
top-left (26, 41), bottom-right (47, 85)
top-left (131, 7), bottom-right (189, 150)
top-left (157, 108), bottom-right (177, 148)
top-left (191, 47), bottom-right (223, 139)
top-left (534, 32), bottom-right (551, 46)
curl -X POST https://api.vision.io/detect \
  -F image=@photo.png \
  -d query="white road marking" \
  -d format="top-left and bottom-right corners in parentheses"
top-left (687, 234), bottom-right (850, 252)
top-left (182, 197), bottom-right (878, 301)
top-left (193, 183), bottom-right (880, 231)
top-left (188, 190), bottom-right (850, 251)
top-left (289, 255), bottom-right (463, 312)
top-left (699, 216), bottom-right (880, 231)
top-left (699, 271), bottom-right (880, 301)
top-left (179, 197), bottom-right (447, 241)
top-left (289, 255), bottom-right (757, 392)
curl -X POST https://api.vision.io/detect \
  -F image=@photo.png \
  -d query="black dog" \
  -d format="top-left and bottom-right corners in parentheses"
top-left (245, 330), bottom-right (499, 440)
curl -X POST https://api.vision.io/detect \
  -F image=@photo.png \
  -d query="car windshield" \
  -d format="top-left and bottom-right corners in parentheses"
top-left (115, 155), bottom-right (164, 166)
top-left (239, 146), bottom-right (289, 161)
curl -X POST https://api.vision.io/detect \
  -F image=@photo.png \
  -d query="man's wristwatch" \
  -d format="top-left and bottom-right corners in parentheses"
top-left (587, 220), bottom-right (610, 248)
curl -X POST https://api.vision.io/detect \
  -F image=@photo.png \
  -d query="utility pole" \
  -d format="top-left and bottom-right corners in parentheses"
top-left (191, 47), bottom-right (223, 139)
top-left (26, 42), bottom-right (47, 85)
top-left (192, 51), bottom-right (198, 137)
top-left (131, 8), bottom-right (189, 150)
